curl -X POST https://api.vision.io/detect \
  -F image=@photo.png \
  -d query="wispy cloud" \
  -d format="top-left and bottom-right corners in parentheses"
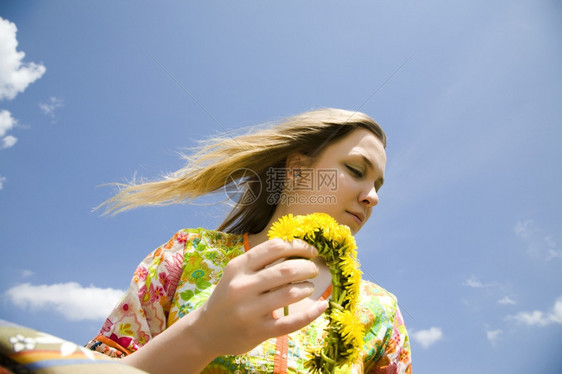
top-left (463, 276), bottom-right (486, 288)
top-left (0, 175), bottom-right (6, 190)
top-left (462, 274), bottom-right (497, 289)
top-left (507, 296), bottom-right (562, 327)
top-left (498, 296), bottom-right (516, 305)
top-left (486, 329), bottom-right (502, 345)
top-left (0, 109), bottom-right (17, 150)
top-left (21, 269), bottom-right (34, 278)
top-left (5, 282), bottom-right (124, 321)
top-left (410, 327), bottom-right (443, 348)
top-left (514, 219), bottom-right (561, 260)
top-left (0, 17), bottom-right (46, 100)
top-left (39, 96), bottom-right (64, 122)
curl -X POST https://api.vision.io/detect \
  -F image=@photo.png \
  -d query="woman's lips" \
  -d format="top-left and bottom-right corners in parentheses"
top-left (347, 211), bottom-right (364, 225)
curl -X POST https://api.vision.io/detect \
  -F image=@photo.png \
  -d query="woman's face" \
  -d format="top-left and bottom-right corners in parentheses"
top-left (283, 128), bottom-right (386, 234)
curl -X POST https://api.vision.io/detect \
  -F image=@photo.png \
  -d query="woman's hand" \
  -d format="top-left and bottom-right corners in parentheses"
top-left (123, 238), bottom-right (328, 374)
top-left (195, 238), bottom-right (328, 355)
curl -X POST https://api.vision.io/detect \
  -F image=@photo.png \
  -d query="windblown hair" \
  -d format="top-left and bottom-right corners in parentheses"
top-left (101, 108), bottom-right (386, 234)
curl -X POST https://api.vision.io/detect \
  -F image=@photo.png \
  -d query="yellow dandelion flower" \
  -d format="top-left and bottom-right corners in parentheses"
top-left (310, 213), bottom-right (340, 242)
top-left (339, 253), bottom-right (358, 278)
top-left (329, 230), bottom-right (345, 246)
top-left (331, 308), bottom-right (353, 327)
top-left (341, 240), bottom-right (358, 258)
top-left (299, 214), bottom-right (322, 231)
top-left (348, 270), bottom-right (362, 291)
top-left (267, 214), bottom-right (298, 241)
top-left (289, 215), bottom-right (309, 238)
top-left (344, 273), bottom-right (362, 304)
top-left (332, 309), bottom-right (364, 349)
top-left (345, 317), bottom-right (365, 347)
top-left (310, 212), bottom-right (339, 227)
top-left (268, 212), bottom-right (365, 373)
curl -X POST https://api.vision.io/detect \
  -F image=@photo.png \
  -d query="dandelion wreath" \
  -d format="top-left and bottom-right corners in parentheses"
top-left (268, 213), bottom-right (365, 373)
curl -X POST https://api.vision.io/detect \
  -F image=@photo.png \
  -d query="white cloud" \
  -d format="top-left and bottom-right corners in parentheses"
top-left (463, 276), bottom-right (486, 288)
top-left (0, 109), bottom-right (15, 137)
top-left (5, 282), bottom-right (124, 321)
top-left (510, 310), bottom-right (548, 326)
top-left (508, 297), bottom-right (562, 327)
top-left (39, 96), bottom-right (64, 120)
top-left (0, 175), bottom-right (6, 189)
top-left (0, 17), bottom-right (46, 100)
top-left (486, 329), bottom-right (502, 345)
top-left (411, 327), bottom-right (443, 348)
top-left (0, 109), bottom-right (17, 150)
top-left (463, 274), bottom-right (496, 288)
top-left (1, 134), bottom-right (17, 149)
top-left (514, 219), bottom-right (562, 260)
top-left (498, 296), bottom-right (516, 305)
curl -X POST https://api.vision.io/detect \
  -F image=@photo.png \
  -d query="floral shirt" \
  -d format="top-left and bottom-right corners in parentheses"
top-left (86, 229), bottom-right (412, 373)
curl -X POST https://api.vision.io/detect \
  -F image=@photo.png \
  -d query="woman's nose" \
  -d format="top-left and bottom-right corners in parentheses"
top-left (361, 186), bottom-right (379, 207)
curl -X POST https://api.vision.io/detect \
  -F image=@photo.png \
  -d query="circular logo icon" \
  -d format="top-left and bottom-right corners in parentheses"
top-left (224, 168), bottom-right (262, 206)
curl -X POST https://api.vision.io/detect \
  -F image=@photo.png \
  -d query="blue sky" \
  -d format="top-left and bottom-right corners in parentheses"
top-left (1, 1), bottom-right (561, 373)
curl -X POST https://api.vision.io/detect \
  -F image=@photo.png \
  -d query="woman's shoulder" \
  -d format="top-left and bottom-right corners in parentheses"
top-left (174, 228), bottom-right (245, 246)
top-left (358, 279), bottom-right (401, 318)
top-left (140, 229), bottom-right (245, 263)
top-left (160, 228), bottom-right (246, 254)
top-left (359, 279), bottom-right (397, 299)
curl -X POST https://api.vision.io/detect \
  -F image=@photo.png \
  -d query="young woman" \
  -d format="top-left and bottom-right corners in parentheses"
top-left (87, 108), bottom-right (412, 373)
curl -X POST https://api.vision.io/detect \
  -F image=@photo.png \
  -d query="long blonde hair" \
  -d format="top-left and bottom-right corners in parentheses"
top-left (101, 108), bottom-right (386, 234)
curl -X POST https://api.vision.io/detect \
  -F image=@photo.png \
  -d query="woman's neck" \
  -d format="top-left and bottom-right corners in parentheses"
top-left (247, 230), bottom-right (269, 249)
top-left (247, 206), bottom-right (289, 249)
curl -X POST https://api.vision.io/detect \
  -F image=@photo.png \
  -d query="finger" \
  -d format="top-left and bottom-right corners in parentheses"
top-left (254, 258), bottom-right (319, 293)
top-left (245, 281), bottom-right (315, 315)
top-left (269, 300), bottom-right (329, 337)
top-left (247, 238), bottom-right (318, 271)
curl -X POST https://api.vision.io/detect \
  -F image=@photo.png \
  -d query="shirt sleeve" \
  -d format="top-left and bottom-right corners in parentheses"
top-left (369, 305), bottom-right (412, 374)
top-left (86, 230), bottom-right (189, 358)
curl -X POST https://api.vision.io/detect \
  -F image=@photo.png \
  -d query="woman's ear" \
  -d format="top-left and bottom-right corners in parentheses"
top-left (285, 152), bottom-right (311, 171)
top-left (285, 152), bottom-right (312, 184)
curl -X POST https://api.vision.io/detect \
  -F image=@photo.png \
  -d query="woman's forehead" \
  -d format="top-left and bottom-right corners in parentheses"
top-left (323, 128), bottom-right (385, 157)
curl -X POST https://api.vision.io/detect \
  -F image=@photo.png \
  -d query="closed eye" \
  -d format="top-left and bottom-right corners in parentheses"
top-left (346, 165), bottom-right (363, 178)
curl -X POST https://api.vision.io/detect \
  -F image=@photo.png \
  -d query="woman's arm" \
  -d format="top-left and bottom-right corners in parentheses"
top-left (122, 238), bottom-right (328, 374)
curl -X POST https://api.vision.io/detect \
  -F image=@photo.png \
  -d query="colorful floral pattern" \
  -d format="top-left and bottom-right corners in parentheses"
top-left (86, 229), bottom-right (412, 373)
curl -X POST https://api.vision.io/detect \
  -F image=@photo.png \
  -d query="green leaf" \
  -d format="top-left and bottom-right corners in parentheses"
top-left (196, 279), bottom-right (212, 289)
top-left (179, 289), bottom-right (194, 301)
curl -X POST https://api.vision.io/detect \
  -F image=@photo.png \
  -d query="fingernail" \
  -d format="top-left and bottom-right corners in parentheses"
top-left (312, 245), bottom-right (319, 256)
top-left (317, 300), bottom-right (329, 313)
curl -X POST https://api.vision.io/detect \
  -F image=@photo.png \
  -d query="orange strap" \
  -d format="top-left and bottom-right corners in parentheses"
top-left (243, 232), bottom-right (250, 252)
top-left (273, 335), bottom-right (289, 373)
top-left (321, 284), bottom-right (333, 300)
top-left (94, 335), bottom-right (133, 356)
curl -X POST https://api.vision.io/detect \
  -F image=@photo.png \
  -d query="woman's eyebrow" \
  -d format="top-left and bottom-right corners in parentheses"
top-left (356, 154), bottom-right (385, 189)
top-left (358, 154), bottom-right (383, 174)
top-left (360, 154), bottom-right (374, 169)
